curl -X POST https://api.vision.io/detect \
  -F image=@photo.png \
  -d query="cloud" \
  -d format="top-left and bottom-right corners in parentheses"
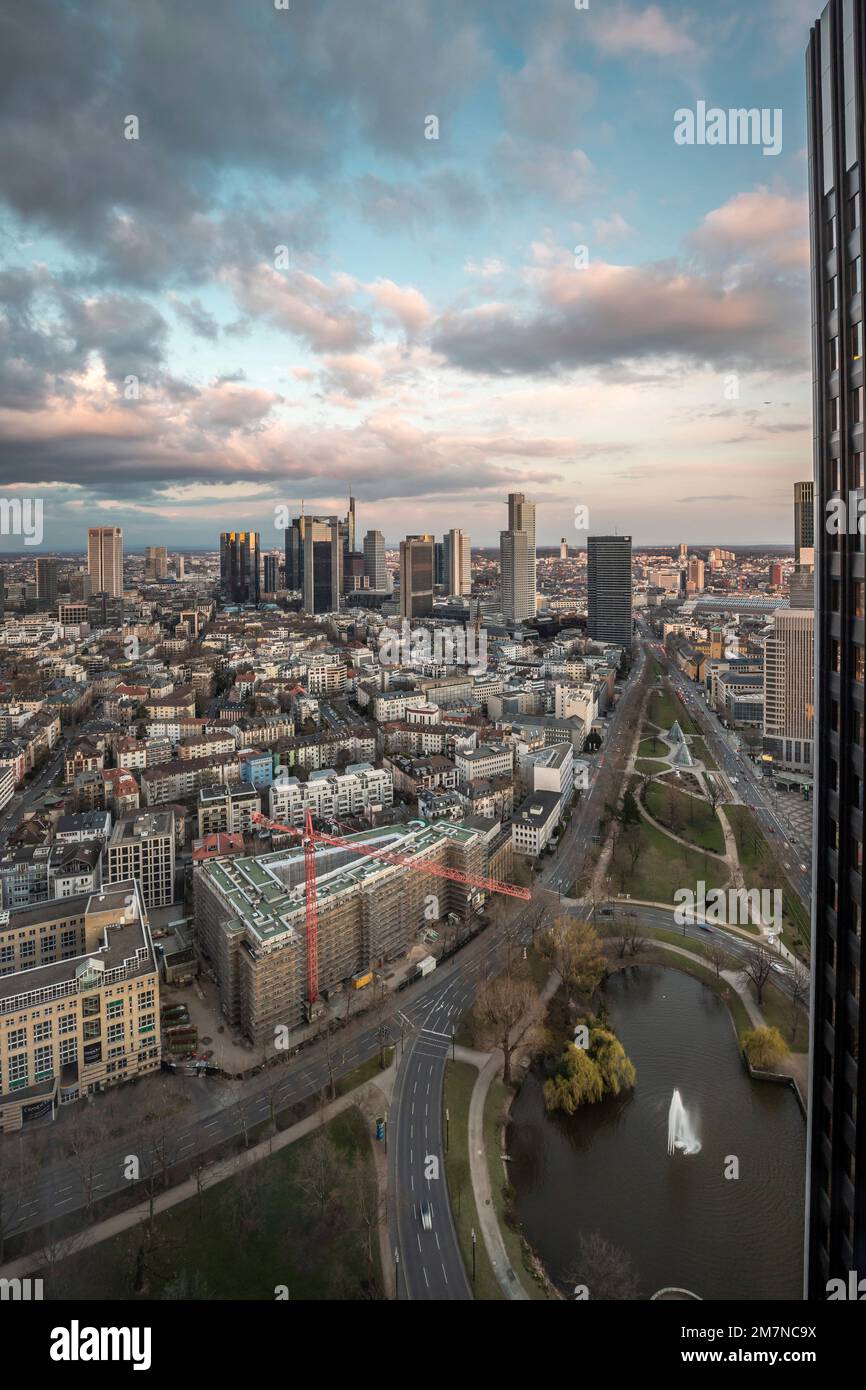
top-left (590, 4), bottom-right (700, 59)
top-left (366, 279), bottom-right (432, 336)
top-left (223, 265), bottom-right (372, 352)
top-left (690, 188), bottom-right (809, 269)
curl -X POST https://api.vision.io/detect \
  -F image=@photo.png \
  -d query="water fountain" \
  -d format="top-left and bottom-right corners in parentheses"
top-left (667, 1088), bottom-right (701, 1156)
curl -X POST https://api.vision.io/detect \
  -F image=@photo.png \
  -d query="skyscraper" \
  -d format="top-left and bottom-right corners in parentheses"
top-left (301, 516), bottom-right (342, 614)
top-left (35, 557), bottom-right (57, 610)
top-left (445, 528), bottom-right (471, 596)
top-left (263, 553), bottom-right (279, 593)
top-left (763, 609), bottom-right (815, 771)
top-left (560, 537), bottom-right (568, 560)
top-left (363, 530), bottom-right (387, 590)
top-left (284, 500), bottom-right (354, 595)
top-left (587, 535), bottom-right (633, 648)
top-left (399, 535), bottom-right (435, 618)
top-left (500, 492), bottom-right (536, 622)
top-left (144, 545), bottom-right (168, 581)
top-left (795, 480), bottom-right (816, 562)
top-left (805, 0), bottom-right (866, 1298)
top-left (219, 531), bottom-right (260, 605)
top-left (87, 527), bottom-right (123, 598)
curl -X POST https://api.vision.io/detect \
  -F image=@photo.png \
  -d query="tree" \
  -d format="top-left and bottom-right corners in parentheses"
top-left (705, 939), bottom-right (728, 979)
top-left (296, 1121), bottom-right (340, 1217)
top-left (543, 1045), bottom-right (604, 1113)
top-left (566, 1232), bottom-right (640, 1300)
top-left (475, 975), bottom-right (540, 1085)
top-left (589, 1027), bottom-right (636, 1095)
top-left (742, 1026), bottom-right (789, 1070)
top-left (545, 917), bottom-right (606, 1005)
top-left (743, 944), bottom-right (774, 1007)
top-left (788, 963), bottom-right (811, 1044)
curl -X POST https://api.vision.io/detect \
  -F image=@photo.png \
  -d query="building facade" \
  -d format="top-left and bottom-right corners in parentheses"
top-left (87, 527), bottom-right (124, 599)
top-left (587, 535), bottom-right (633, 649)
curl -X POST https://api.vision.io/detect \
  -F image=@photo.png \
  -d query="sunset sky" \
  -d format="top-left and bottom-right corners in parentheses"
top-left (0, 0), bottom-right (821, 551)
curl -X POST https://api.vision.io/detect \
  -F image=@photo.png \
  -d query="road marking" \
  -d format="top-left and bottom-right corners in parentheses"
top-left (422, 1027), bottom-right (451, 1039)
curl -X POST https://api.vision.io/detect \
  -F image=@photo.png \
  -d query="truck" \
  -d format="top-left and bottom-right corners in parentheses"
top-left (416, 954), bottom-right (437, 979)
top-left (352, 970), bottom-right (373, 990)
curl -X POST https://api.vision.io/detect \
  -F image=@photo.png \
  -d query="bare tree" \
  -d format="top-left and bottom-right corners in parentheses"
top-left (475, 975), bottom-right (540, 1085)
top-left (296, 1120), bottom-right (339, 1217)
top-left (564, 1231), bottom-right (641, 1301)
top-left (788, 962), bottom-right (811, 1044)
top-left (546, 917), bottom-right (606, 1005)
top-left (705, 939), bottom-right (728, 980)
top-left (743, 944), bottom-right (774, 1007)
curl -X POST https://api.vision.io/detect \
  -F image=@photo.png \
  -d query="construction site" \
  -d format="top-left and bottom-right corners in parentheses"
top-left (194, 817), bottom-right (528, 1045)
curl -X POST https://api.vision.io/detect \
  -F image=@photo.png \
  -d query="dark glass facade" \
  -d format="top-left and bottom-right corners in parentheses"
top-left (219, 531), bottom-right (260, 605)
top-left (806, 0), bottom-right (866, 1298)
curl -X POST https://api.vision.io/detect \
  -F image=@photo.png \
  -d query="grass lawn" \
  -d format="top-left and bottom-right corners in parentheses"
top-left (635, 758), bottom-right (667, 775)
top-left (442, 1061), bottom-right (501, 1300)
top-left (724, 804), bottom-right (811, 954)
top-left (755, 979), bottom-right (810, 1053)
top-left (644, 779), bottom-right (726, 855)
top-left (484, 1078), bottom-right (551, 1298)
top-left (336, 1047), bottom-right (394, 1096)
top-left (610, 806), bottom-right (730, 903)
top-left (43, 1106), bottom-right (382, 1301)
top-left (647, 687), bottom-right (699, 734)
top-left (688, 735), bottom-right (718, 770)
top-left (638, 735), bottom-right (668, 757)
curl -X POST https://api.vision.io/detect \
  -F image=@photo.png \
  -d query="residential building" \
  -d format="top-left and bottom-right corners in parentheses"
top-left (106, 811), bottom-right (176, 909)
top-left (197, 783), bottom-right (260, 837)
top-left (269, 763), bottom-right (393, 827)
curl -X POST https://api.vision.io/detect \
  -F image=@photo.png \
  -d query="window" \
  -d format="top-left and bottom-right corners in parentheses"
top-left (58, 1012), bottom-right (76, 1035)
top-left (850, 257), bottom-right (862, 295)
top-left (59, 1038), bottom-right (77, 1066)
top-left (849, 192), bottom-right (861, 233)
top-left (830, 335), bottom-right (840, 371)
top-left (7, 1027), bottom-right (26, 1051)
top-left (828, 276), bottom-right (838, 311)
top-left (828, 213), bottom-right (838, 249)
top-left (852, 386), bottom-right (864, 423)
top-left (107, 1022), bottom-right (125, 1044)
top-left (829, 396), bottom-right (840, 431)
top-left (852, 322), bottom-right (863, 361)
top-left (34, 1045), bottom-right (53, 1080)
top-left (8, 1055), bottom-right (28, 1089)
top-left (34, 1019), bottom-right (52, 1043)
top-left (855, 582), bottom-right (865, 618)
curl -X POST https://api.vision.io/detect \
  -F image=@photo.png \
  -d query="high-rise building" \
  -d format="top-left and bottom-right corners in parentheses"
top-left (769, 561), bottom-right (784, 588)
top-left (106, 810), bottom-right (176, 909)
top-left (343, 551), bottom-right (367, 593)
top-left (176, 555), bottom-right (186, 581)
top-left (678, 542), bottom-right (688, 563)
top-left (219, 531), bottom-right (260, 605)
top-left (445, 528), bottom-right (471, 596)
top-left (70, 571), bottom-right (92, 602)
top-left (560, 538), bottom-right (568, 560)
top-left (763, 609), bottom-right (815, 771)
top-left (363, 530), bottom-right (387, 590)
top-left (500, 492), bottom-right (536, 622)
top-left (263, 553), bottom-right (279, 593)
top-left (795, 480), bottom-right (816, 562)
top-left (35, 557), bottom-right (57, 610)
top-left (587, 535), bottom-right (633, 648)
top-left (87, 527), bottom-right (123, 598)
top-left (687, 556), bottom-right (705, 591)
top-left (805, 0), bottom-right (866, 1298)
top-left (399, 535), bottom-right (435, 618)
top-left (301, 516), bottom-right (342, 614)
top-left (144, 545), bottom-right (168, 581)
top-left (285, 500), bottom-right (354, 594)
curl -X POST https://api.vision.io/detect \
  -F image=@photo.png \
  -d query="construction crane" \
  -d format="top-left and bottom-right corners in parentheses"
top-left (253, 809), bottom-right (532, 1004)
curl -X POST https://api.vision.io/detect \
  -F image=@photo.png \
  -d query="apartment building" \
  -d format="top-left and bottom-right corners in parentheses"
top-left (269, 763), bottom-right (393, 828)
top-left (197, 783), bottom-right (260, 837)
top-left (510, 790), bottom-right (561, 857)
top-left (455, 744), bottom-right (514, 787)
top-left (0, 882), bottom-right (161, 1133)
top-left (106, 811), bottom-right (176, 909)
top-left (140, 752), bottom-right (241, 807)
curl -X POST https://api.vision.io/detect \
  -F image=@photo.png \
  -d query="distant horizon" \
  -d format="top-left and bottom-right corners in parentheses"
top-left (0, 540), bottom-right (799, 559)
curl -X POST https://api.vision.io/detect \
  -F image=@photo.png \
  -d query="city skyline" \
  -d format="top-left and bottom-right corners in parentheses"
top-left (0, 0), bottom-right (818, 551)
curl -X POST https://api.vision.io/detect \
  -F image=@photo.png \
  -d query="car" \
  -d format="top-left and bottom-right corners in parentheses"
top-left (420, 1201), bottom-right (433, 1231)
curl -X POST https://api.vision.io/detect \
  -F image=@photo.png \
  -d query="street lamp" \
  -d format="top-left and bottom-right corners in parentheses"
top-left (471, 1227), bottom-right (477, 1284)
top-left (394, 1246), bottom-right (400, 1300)
top-left (445, 1106), bottom-right (450, 1154)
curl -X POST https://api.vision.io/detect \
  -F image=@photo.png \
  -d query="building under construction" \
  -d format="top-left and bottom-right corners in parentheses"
top-left (194, 820), bottom-right (486, 1043)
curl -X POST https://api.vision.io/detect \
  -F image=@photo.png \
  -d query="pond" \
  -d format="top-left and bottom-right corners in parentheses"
top-left (507, 965), bottom-right (805, 1300)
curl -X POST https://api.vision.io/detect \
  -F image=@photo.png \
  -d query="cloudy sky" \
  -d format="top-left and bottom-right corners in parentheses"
top-left (0, 0), bottom-right (821, 552)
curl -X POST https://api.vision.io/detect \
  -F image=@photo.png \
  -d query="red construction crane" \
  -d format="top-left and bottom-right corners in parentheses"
top-left (253, 809), bottom-right (531, 1003)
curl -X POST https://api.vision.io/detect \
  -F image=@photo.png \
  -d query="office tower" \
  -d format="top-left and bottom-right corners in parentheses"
top-left (399, 535), bottom-right (435, 618)
top-left (285, 500), bottom-right (354, 594)
top-left (343, 551), bottom-right (366, 593)
top-left (0, 567), bottom-right (5, 623)
top-left (795, 480), bottom-right (816, 562)
top-left (144, 545), bottom-right (168, 581)
top-left (87, 526), bottom-right (123, 598)
top-left (763, 609), bottom-right (815, 771)
top-left (790, 564), bottom-right (816, 608)
top-left (769, 561), bottom-right (784, 588)
top-left (219, 531), bottom-right (260, 605)
top-left (500, 492), bottom-right (536, 622)
top-left (70, 571), bottom-right (92, 601)
top-left (587, 535), bottom-right (633, 647)
top-left (35, 557), bottom-right (57, 609)
top-left (805, 0), bottom-right (866, 1298)
top-left (434, 540), bottom-right (446, 588)
top-left (678, 542), bottom-right (688, 563)
top-left (346, 496), bottom-right (356, 553)
top-left (176, 555), bottom-right (186, 580)
top-left (687, 556), bottom-right (705, 591)
top-left (445, 528), bottom-right (471, 596)
top-left (263, 553), bottom-right (279, 593)
top-left (363, 530), bottom-right (387, 590)
top-left (560, 538), bottom-right (568, 560)
top-left (301, 516), bottom-right (342, 614)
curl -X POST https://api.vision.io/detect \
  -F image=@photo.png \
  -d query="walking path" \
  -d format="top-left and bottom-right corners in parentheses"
top-left (0, 1064), bottom-right (396, 1285)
